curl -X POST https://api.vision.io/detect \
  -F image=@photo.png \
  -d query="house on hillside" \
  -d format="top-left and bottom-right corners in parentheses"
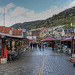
top-left (48, 27), bottom-right (56, 38)
top-left (32, 30), bottom-right (41, 37)
top-left (56, 29), bottom-right (65, 37)
top-left (64, 29), bottom-right (75, 37)
top-left (39, 27), bottom-right (48, 38)
top-left (27, 27), bottom-right (48, 42)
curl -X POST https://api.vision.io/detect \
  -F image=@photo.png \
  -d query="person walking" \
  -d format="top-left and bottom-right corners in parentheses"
top-left (42, 43), bottom-right (44, 50)
top-left (52, 42), bottom-right (54, 51)
top-left (38, 43), bottom-right (41, 51)
top-left (30, 42), bottom-right (33, 49)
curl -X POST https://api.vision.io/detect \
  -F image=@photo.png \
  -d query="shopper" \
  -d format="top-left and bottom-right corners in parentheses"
top-left (38, 43), bottom-right (41, 50)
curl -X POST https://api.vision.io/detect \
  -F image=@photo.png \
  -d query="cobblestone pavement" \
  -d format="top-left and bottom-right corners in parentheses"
top-left (0, 47), bottom-right (75, 75)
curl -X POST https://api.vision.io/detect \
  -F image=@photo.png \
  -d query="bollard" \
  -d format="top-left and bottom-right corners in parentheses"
top-left (1, 58), bottom-right (7, 64)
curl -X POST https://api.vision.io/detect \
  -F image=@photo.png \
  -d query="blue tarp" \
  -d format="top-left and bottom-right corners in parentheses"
top-left (45, 44), bottom-right (48, 47)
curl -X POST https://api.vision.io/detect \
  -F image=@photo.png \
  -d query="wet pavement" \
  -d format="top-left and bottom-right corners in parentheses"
top-left (0, 47), bottom-right (75, 75)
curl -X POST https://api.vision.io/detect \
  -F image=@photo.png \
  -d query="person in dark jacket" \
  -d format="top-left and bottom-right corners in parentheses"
top-left (30, 42), bottom-right (33, 49)
top-left (38, 43), bottom-right (41, 50)
top-left (42, 43), bottom-right (44, 50)
top-left (52, 42), bottom-right (54, 51)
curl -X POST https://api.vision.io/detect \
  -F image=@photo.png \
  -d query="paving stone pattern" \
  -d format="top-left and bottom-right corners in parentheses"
top-left (0, 47), bottom-right (75, 75)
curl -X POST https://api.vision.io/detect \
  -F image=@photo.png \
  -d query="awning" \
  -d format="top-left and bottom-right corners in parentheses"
top-left (0, 32), bottom-right (29, 40)
top-left (41, 37), bottom-right (56, 42)
top-left (61, 37), bottom-right (75, 41)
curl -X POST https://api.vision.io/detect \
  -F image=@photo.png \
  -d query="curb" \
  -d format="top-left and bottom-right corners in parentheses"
top-left (69, 57), bottom-right (75, 67)
top-left (69, 57), bottom-right (75, 62)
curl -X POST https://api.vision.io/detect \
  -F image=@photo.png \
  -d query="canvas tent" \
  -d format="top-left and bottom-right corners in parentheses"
top-left (61, 37), bottom-right (75, 41)
top-left (41, 37), bottom-right (56, 42)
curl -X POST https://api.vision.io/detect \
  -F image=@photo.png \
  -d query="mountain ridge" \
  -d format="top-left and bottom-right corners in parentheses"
top-left (11, 6), bottom-right (75, 30)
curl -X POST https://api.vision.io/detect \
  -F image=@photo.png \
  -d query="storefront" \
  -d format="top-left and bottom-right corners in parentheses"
top-left (61, 37), bottom-right (75, 54)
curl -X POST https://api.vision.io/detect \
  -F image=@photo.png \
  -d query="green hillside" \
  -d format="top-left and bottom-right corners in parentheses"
top-left (11, 6), bottom-right (75, 30)
top-left (40, 7), bottom-right (75, 28)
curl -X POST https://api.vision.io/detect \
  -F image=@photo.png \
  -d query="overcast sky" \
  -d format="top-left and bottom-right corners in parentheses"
top-left (0, 0), bottom-right (75, 27)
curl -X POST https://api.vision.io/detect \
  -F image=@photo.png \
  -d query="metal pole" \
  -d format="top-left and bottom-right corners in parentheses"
top-left (71, 39), bottom-right (72, 57)
top-left (71, 36), bottom-right (74, 57)
top-left (60, 34), bottom-right (61, 51)
top-left (71, 23), bottom-right (74, 57)
top-left (3, 8), bottom-right (5, 33)
top-left (2, 8), bottom-right (6, 58)
top-left (51, 24), bottom-right (53, 37)
top-left (2, 38), bottom-right (5, 58)
top-left (4, 8), bottom-right (5, 27)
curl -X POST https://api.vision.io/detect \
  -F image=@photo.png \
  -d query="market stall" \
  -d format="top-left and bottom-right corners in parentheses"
top-left (41, 37), bottom-right (56, 50)
top-left (41, 37), bottom-right (56, 42)
top-left (61, 37), bottom-right (75, 54)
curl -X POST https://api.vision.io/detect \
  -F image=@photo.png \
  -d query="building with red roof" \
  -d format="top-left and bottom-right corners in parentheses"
top-left (27, 27), bottom-right (49, 42)
top-left (12, 30), bottom-right (23, 37)
top-left (0, 26), bottom-right (5, 32)
top-left (0, 26), bottom-right (12, 34)
top-left (0, 26), bottom-right (24, 38)
top-left (4, 27), bottom-right (12, 34)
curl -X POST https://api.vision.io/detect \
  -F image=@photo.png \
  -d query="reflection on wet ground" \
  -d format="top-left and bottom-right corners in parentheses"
top-left (0, 47), bottom-right (75, 75)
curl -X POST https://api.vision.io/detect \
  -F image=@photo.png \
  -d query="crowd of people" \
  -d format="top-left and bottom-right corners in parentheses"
top-left (30, 41), bottom-right (57, 51)
top-left (30, 42), bottom-right (45, 50)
